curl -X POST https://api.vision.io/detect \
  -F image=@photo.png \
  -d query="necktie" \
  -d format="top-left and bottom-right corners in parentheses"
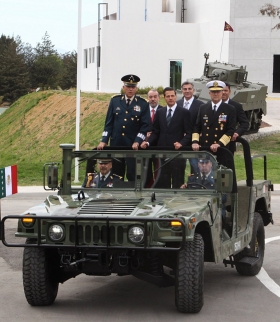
top-left (183, 101), bottom-right (189, 109)
top-left (166, 108), bottom-right (172, 126)
top-left (151, 109), bottom-right (155, 122)
top-left (126, 99), bottom-right (130, 107)
top-left (201, 174), bottom-right (206, 184)
top-left (99, 175), bottom-right (105, 188)
top-left (212, 105), bottom-right (217, 116)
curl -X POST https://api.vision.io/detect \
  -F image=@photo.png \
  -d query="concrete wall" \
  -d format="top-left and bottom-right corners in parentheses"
top-left (81, 18), bottom-right (230, 93)
top-left (229, 0), bottom-right (280, 92)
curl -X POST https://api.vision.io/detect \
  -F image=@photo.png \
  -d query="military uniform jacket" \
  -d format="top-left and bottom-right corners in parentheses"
top-left (86, 171), bottom-right (122, 188)
top-left (192, 101), bottom-right (236, 147)
top-left (187, 170), bottom-right (215, 189)
top-left (101, 95), bottom-right (150, 146)
top-left (148, 105), bottom-right (192, 147)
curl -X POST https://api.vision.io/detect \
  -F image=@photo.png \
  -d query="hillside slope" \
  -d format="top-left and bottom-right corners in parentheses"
top-left (0, 91), bottom-right (110, 184)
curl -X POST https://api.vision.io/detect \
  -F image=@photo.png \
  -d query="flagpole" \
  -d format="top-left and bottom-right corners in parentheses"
top-left (75, 0), bottom-right (82, 183)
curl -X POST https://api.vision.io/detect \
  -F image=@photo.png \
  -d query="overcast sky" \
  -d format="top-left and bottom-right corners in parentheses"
top-left (1, 0), bottom-right (100, 53)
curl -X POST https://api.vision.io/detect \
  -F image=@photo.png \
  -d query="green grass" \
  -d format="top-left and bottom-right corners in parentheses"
top-left (0, 90), bottom-right (279, 186)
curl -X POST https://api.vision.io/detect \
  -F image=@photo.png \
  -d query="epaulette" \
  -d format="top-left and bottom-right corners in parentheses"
top-left (111, 94), bottom-right (122, 98)
top-left (136, 95), bottom-right (147, 101)
top-left (113, 174), bottom-right (123, 179)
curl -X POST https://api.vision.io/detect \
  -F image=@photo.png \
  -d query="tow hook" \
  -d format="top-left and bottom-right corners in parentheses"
top-left (69, 258), bottom-right (91, 266)
top-left (119, 255), bottom-right (130, 267)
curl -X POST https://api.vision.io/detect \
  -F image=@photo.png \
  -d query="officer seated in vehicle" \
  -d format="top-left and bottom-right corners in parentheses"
top-left (180, 157), bottom-right (214, 189)
top-left (83, 158), bottom-right (122, 188)
top-left (181, 158), bottom-right (227, 218)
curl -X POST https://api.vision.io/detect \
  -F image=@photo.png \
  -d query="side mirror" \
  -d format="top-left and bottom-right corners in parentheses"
top-left (216, 168), bottom-right (233, 193)
top-left (44, 163), bottom-right (59, 190)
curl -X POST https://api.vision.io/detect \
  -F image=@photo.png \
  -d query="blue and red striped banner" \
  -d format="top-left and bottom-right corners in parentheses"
top-left (0, 165), bottom-right (18, 198)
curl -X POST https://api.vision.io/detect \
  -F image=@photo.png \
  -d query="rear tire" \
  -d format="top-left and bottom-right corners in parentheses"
top-left (234, 212), bottom-right (265, 276)
top-left (23, 239), bottom-right (60, 306)
top-left (175, 233), bottom-right (204, 313)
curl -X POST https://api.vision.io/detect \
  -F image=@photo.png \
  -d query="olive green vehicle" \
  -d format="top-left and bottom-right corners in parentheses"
top-left (0, 138), bottom-right (274, 313)
top-left (177, 53), bottom-right (268, 134)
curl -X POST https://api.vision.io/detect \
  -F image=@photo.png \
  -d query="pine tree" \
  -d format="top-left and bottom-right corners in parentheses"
top-left (60, 51), bottom-right (77, 90)
top-left (31, 32), bottom-right (62, 89)
top-left (0, 35), bottom-right (30, 102)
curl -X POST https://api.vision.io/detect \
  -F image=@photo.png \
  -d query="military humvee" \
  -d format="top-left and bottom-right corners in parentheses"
top-left (0, 138), bottom-right (273, 313)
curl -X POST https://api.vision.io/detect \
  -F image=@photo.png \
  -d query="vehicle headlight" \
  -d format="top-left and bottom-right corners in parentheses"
top-left (128, 226), bottom-right (145, 244)
top-left (49, 224), bottom-right (65, 242)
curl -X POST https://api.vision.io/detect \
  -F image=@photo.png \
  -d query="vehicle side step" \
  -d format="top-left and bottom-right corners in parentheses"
top-left (223, 255), bottom-right (259, 268)
top-left (237, 255), bottom-right (259, 267)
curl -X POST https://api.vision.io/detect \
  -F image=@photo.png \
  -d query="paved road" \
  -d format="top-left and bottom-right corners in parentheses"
top-left (0, 190), bottom-right (280, 322)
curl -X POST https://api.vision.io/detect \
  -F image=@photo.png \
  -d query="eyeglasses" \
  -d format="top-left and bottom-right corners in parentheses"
top-left (198, 161), bottom-right (210, 164)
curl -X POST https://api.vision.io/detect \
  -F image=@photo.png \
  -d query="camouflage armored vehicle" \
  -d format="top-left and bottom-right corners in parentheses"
top-left (0, 138), bottom-right (273, 313)
top-left (177, 53), bottom-right (268, 134)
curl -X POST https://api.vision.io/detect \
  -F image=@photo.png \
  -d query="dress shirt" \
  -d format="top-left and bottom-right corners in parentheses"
top-left (125, 95), bottom-right (135, 105)
top-left (212, 100), bottom-right (222, 111)
top-left (166, 103), bottom-right (177, 117)
top-left (183, 96), bottom-right (194, 109)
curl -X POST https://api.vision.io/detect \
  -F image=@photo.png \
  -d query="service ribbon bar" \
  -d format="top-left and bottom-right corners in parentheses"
top-left (0, 165), bottom-right (18, 198)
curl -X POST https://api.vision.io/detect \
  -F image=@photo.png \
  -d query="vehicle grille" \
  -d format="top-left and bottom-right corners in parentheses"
top-left (68, 223), bottom-right (125, 245)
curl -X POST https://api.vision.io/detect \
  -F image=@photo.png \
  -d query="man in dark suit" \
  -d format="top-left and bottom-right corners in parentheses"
top-left (145, 89), bottom-right (163, 187)
top-left (141, 87), bottom-right (192, 188)
top-left (192, 80), bottom-right (236, 154)
top-left (97, 74), bottom-right (150, 181)
top-left (177, 81), bottom-right (204, 128)
top-left (222, 83), bottom-right (249, 154)
top-left (83, 159), bottom-right (122, 188)
top-left (177, 81), bottom-right (204, 173)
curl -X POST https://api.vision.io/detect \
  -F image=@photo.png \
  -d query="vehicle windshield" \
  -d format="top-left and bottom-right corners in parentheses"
top-left (79, 150), bottom-right (218, 191)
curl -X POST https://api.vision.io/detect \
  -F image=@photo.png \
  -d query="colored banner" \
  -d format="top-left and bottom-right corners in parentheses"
top-left (0, 165), bottom-right (18, 198)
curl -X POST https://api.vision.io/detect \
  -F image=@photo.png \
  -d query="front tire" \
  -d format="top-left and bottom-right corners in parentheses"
top-left (234, 212), bottom-right (265, 276)
top-left (175, 233), bottom-right (204, 313)
top-left (23, 239), bottom-right (60, 306)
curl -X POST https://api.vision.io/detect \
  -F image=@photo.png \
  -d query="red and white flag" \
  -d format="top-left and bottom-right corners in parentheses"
top-left (0, 165), bottom-right (18, 198)
top-left (224, 21), bottom-right (234, 32)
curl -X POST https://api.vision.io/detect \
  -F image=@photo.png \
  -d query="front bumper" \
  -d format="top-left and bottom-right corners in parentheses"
top-left (1, 215), bottom-right (186, 251)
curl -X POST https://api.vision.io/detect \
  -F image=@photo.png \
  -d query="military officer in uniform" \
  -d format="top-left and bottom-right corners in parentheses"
top-left (84, 159), bottom-right (122, 188)
top-left (181, 158), bottom-right (214, 189)
top-left (97, 74), bottom-right (150, 181)
top-left (192, 80), bottom-right (236, 154)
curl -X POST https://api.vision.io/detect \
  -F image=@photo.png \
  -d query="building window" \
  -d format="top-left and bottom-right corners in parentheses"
top-left (88, 47), bottom-right (95, 64)
top-left (169, 61), bottom-right (182, 90)
top-left (92, 47), bottom-right (95, 63)
top-left (162, 0), bottom-right (167, 12)
top-left (89, 48), bottom-right (92, 64)
top-left (84, 49), bottom-right (88, 68)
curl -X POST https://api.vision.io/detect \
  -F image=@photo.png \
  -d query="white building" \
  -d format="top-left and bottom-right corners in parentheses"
top-left (81, 0), bottom-right (280, 93)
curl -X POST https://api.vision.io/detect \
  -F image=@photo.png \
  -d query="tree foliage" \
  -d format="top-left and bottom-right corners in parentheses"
top-left (0, 32), bottom-right (77, 103)
top-left (260, 3), bottom-right (280, 30)
top-left (0, 35), bottom-right (30, 102)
